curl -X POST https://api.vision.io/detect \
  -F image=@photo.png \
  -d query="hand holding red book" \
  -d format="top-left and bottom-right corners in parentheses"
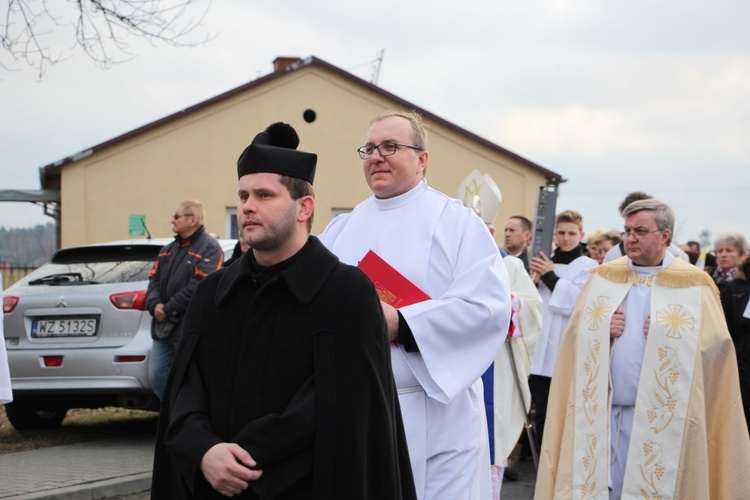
top-left (357, 250), bottom-right (430, 308)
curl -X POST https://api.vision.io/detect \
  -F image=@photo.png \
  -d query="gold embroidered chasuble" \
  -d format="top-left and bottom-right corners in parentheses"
top-left (534, 257), bottom-right (750, 499)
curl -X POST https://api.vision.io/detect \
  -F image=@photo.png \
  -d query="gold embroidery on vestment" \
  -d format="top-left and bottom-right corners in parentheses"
top-left (461, 180), bottom-right (483, 216)
top-left (582, 340), bottom-right (602, 425)
top-left (464, 179), bottom-right (481, 198)
top-left (646, 346), bottom-right (680, 433)
top-left (580, 433), bottom-right (599, 498)
top-left (584, 296), bottom-right (612, 331)
top-left (655, 304), bottom-right (695, 339)
top-left (636, 441), bottom-right (667, 499)
top-left (633, 274), bottom-right (654, 287)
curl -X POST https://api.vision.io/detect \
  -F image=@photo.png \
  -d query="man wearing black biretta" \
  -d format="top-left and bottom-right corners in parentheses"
top-left (151, 121), bottom-right (417, 499)
top-left (236, 122), bottom-right (317, 183)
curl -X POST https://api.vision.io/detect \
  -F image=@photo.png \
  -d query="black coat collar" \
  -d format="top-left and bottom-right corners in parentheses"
top-left (174, 224), bottom-right (206, 245)
top-left (215, 236), bottom-right (339, 306)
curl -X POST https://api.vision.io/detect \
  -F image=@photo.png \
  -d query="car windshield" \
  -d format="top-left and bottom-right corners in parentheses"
top-left (18, 245), bottom-right (160, 286)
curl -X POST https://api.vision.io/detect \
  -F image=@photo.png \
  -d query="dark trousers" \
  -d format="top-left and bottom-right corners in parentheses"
top-left (528, 374), bottom-right (552, 454)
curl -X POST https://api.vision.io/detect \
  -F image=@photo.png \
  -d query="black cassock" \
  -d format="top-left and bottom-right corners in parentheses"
top-left (151, 237), bottom-right (416, 499)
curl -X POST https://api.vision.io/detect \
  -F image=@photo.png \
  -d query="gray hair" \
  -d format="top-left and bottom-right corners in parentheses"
top-left (714, 233), bottom-right (748, 256)
top-left (621, 199), bottom-right (675, 244)
top-left (179, 199), bottom-right (205, 225)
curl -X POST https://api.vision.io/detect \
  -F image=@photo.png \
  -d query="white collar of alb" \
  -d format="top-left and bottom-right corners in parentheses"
top-left (372, 179), bottom-right (427, 210)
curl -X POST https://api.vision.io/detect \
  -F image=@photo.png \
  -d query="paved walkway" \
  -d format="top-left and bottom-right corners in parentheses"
top-left (0, 434), bottom-right (536, 499)
top-left (0, 434), bottom-right (154, 499)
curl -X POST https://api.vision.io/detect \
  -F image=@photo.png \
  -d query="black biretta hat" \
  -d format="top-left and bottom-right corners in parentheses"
top-left (236, 122), bottom-right (317, 184)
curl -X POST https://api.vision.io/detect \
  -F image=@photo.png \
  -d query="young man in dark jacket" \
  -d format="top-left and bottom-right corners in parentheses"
top-left (151, 122), bottom-right (416, 499)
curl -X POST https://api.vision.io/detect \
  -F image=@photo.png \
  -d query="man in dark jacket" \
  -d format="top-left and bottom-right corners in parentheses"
top-left (151, 122), bottom-right (416, 499)
top-left (146, 199), bottom-right (223, 400)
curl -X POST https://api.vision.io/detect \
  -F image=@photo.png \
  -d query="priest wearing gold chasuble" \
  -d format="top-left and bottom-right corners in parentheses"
top-left (535, 198), bottom-right (750, 499)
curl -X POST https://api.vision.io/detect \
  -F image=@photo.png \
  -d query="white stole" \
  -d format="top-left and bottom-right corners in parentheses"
top-left (621, 283), bottom-right (701, 498)
top-left (573, 274), bottom-right (630, 498)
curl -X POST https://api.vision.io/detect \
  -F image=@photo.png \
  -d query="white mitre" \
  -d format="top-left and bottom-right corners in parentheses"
top-left (456, 169), bottom-right (503, 225)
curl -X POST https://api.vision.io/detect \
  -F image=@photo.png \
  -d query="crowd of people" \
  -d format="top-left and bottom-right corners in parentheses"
top-left (2, 110), bottom-right (749, 499)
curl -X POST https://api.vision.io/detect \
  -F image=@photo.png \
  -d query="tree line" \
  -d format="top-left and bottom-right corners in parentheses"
top-left (0, 224), bottom-right (56, 267)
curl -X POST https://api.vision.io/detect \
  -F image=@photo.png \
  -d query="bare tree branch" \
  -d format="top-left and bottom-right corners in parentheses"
top-left (1, 0), bottom-right (212, 79)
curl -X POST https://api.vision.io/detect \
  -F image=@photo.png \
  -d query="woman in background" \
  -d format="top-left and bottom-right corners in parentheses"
top-left (712, 233), bottom-right (747, 290)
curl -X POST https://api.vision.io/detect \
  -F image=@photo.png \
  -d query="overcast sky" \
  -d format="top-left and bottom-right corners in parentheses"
top-left (2, 0), bottom-right (748, 246)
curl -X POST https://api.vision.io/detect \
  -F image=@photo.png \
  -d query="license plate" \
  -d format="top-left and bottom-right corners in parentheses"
top-left (31, 318), bottom-right (99, 338)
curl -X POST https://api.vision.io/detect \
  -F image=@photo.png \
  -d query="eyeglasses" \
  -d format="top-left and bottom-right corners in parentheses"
top-left (172, 213), bottom-right (194, 220)
top-left (356, 142), bottom-right (422, 159)
top-left (620, 227), bottom-right (662, 239)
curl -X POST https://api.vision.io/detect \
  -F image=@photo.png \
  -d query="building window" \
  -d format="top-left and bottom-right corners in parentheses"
top-left (330, 208), bottom-right (352, 221)
top-left (226, 209), bottom-right (238, 238)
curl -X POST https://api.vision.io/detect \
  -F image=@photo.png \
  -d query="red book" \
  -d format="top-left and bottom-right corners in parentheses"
top-left (357, 250), bottom-right (431, 308)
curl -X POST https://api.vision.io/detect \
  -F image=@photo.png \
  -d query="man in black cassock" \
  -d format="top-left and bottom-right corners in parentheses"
top-left (151, 122), bottom-right (416, 499)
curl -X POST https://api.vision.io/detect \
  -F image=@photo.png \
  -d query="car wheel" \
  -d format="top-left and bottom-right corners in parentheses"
top-left (4, 401), bottom-right (68, 431)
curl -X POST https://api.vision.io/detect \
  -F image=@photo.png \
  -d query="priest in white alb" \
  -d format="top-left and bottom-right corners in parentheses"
top-left (535, 198), bottom-right (750, 499)
top-left (321, 111), bottom-right (511, 500)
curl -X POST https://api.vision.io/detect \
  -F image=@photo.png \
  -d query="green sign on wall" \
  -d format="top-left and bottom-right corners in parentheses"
top-left (129, 215), bottom-right (147, 237)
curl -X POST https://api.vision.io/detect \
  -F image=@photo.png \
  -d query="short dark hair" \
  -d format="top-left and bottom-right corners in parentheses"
top-left (279, 175), bottom-right (315, 232)
top-left (509, 215), bottom-right (532, 232)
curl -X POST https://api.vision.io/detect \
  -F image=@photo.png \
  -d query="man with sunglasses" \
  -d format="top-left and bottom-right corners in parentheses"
top-left (321, 110), bottom-right (511, 499)
top-left (146, 200), bottom-right (223, 400)
top-left (536, 198), bottom-right (750, 499)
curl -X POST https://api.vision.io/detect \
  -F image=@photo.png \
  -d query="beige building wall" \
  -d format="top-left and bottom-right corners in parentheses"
top-left (58, 63), bottom-right (551, 248)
